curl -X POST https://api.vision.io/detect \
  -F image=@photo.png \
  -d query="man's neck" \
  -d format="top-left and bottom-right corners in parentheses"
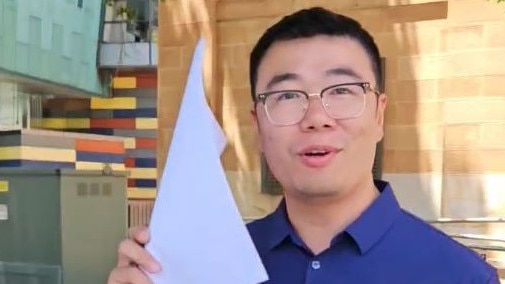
top-left (284, 180), bottom-right (380, 255)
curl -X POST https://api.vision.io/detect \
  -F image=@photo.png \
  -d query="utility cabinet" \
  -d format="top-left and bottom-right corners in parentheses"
top-left (0, 169), bottom-right (128, 284)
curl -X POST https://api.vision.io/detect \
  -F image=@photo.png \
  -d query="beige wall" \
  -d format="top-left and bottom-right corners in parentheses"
top-left (157, 0), bottom-right (505, 228)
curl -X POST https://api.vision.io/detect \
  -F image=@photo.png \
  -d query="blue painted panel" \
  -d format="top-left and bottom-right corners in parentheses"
top-left (134, 179), bottom-right (157, 188)
top-left (0, 160), bottom-right (22, 167)
top-left (0, 160), bottom-right (74, 169)
top-left (22, 160), bottom-right (74, 169)
top-left (113, 108), bottom-right (157, 118)
top-left (125, 149), bottom-right (156, 159)
top-left (76, 152), bottom-right (125, 164)
top-left (134, 158), bottom-right (157, 168)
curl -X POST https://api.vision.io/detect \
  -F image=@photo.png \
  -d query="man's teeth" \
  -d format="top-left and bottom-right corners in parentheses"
top-left (306, 150), bottom-right (328, 155)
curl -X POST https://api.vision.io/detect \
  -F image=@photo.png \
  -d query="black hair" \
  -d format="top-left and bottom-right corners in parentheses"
top-left (249, 7), bottom-right (382, 100)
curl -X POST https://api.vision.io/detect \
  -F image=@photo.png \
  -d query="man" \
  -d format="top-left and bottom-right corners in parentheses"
top-left (108, 7), bottom-right (500, 284)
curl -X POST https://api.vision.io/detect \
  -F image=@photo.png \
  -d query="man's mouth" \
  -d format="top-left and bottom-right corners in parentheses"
top-left (303, 150), bottom-right (330, 157)
top-left (298, 146), bottom-right (339, 168)
top-left (299, 145), bottom-right (338, 156)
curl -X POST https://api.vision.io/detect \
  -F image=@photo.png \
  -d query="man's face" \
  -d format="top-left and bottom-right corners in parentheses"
top-left (252, 35), bottom-right (387, 200)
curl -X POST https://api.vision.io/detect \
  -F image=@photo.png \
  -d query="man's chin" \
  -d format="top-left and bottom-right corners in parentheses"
top-left (293, 186), bottom-right (341, 199)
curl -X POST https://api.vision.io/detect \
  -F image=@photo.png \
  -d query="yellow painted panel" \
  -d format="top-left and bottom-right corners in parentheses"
top-left (91, 97), bottom-right (136, 110)
top-left (124, 138), bottom-right (136, 149)
top-left (21, 146), bottom-right (76, 162)
top-left (128, 168), bottom-right (157, 179)
top-left (127, 188), bottom-right (157, 199)
top-left (30, 118), bottom-right (43, 128)
top-left (67, 119), bottom-right (91, 129)
top-left (41, 119), bottom-right (67, 129)
top-left (0, 181), bottom-right (9, 193)
top-left (0, 147), bottom-right (21, 160)
top-left (41, 118), bottom-right (90, 129)
top-left (76, 162), bottom-right (125, 171)
top-left (113, 77), bottom-right (137, 89)
top-left (135, 118), bottom-right (157, 129)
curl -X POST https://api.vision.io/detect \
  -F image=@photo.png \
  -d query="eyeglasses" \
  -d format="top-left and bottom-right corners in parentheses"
top-left (254, 82), bottom-right (380, 126)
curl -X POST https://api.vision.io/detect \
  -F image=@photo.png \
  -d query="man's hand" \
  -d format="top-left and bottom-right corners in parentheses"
top-left (107, 226), bottom-right (161, 284)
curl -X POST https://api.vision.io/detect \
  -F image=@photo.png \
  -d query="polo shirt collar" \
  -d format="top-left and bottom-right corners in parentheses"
top-left (346, 180), bottom-right (401, 254)
top-left (263, 180), bottom-right (401, 254)
top-left (264, 198), bottom-right (294, 250)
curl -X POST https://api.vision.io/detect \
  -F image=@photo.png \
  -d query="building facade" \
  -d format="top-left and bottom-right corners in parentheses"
top-left (0, 0), bottom-right (160, 224)
top-left (0, 0), bottom-right (107, 131)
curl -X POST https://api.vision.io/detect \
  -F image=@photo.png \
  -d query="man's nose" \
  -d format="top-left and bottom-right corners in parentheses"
top-left (299, 94), bottom-right (337, 130)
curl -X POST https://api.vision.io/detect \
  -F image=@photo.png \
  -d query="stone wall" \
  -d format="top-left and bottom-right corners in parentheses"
top-left (157, 0), bottom-right (505, 230)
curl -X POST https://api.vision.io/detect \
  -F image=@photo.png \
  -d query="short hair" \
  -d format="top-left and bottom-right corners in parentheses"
top-left (249, 7), bottom-right (382, 99)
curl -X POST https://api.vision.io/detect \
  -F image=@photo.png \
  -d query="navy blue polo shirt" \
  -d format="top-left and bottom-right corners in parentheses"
top-left (247, 180), bottom-right (499, 284)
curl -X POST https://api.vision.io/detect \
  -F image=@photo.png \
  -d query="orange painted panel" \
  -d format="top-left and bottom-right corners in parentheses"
top-left (75, 139), bottom-right (125, 154)
top-left (135, 138), bottom-right (157, 149)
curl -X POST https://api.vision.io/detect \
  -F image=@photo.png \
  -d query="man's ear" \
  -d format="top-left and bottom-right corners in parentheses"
top-left (250, 105), bottom-right (263, 152)
top-left (250, 107), bottom-right (258, 123)
top-left (375, 94), bottom-right (387, 142)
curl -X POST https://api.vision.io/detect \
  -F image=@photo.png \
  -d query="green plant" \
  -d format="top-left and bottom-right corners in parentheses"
top-left (104, 1), bottom-right (137, 24)
top-left (116, 5), bottom-right (137, 22)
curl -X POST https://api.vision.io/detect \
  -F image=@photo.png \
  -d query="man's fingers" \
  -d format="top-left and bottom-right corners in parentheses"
top-left (117, 239), bottom-right (160, 273)
top-left (108, 266), bottom-right (153, 284)
top-left (128, 226), bottom-right (150, 244)
top-left (110, 227), bottom-right (160, 284)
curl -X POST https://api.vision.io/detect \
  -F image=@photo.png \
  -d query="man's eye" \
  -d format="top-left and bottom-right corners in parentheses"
top-left (277, 92), bottom-right (300, 100)
top-left (328, 87), bottom-right (359, 95)
top-left (330, 87), bottom-right (352, 95)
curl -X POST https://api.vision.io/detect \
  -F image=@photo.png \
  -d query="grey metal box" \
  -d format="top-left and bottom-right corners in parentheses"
top-left (0, 169), bottom-right (128, 284)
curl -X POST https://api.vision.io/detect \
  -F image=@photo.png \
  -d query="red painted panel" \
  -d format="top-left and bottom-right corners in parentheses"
top-left (136, 74), bottom-right (157, 88)
top-left (90, 118), bottom-right (135, 129)
top-left (135, 138), bottom-right (156, 149)
top-left (125, 157), bottom-right (135, 168)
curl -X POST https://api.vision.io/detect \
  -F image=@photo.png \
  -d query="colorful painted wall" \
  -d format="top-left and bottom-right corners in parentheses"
top-left (0, 129), bottom-right (126, 170)
top-left (38, 72), bottom-right (158, 199)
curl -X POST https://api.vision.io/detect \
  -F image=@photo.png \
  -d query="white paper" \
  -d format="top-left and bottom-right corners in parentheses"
top-left (145, 38), bottom-right (269, 284)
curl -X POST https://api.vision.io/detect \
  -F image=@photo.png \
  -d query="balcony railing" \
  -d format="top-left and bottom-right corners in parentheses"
top-left (98, 20), bottom-right (158, 68)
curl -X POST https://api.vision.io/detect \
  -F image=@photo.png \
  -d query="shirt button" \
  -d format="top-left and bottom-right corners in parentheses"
top-left (311, 260), bottom-right (321, 270)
